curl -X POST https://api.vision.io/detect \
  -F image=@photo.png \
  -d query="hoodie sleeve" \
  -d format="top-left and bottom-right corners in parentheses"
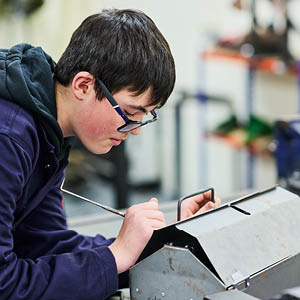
top-left (0, 122), bottom-right (128, 299)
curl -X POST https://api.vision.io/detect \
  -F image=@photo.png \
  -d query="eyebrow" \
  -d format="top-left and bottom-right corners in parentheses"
top-left (127, 105), bottom-right (149, 113)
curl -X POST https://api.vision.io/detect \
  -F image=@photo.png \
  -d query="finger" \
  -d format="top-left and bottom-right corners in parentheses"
top-left (179, 211), bottom-right (192, 220)
top-left (131, 199), bottom-right (158, 211)
top-left (149, 218), bottom-right (166, 229)
top-left (214, 195), bottom-right (221, 206)
top-left (187, 194), bottom-right (205, 206)
top-left (202, 190), bottom-right (215, 202)
top-left (202, 191), bottom-right (222, 207)
top-left (149, 198), bottom-right (158, 208)
top-left (143, 209), bottom-right (165, 222)
top-left (188, 192), bottom-right (211, 206)
top-left (149, 197), bottom-right (158, 204)
top-left (197, 201), bottom-right (215, 213)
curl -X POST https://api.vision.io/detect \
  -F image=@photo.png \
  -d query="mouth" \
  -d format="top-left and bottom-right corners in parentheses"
top-left (110, 138), bottom-right (125, 146)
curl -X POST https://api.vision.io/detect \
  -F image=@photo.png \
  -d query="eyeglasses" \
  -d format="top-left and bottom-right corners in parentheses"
top-left (96, 79), bottom-right (158, 133)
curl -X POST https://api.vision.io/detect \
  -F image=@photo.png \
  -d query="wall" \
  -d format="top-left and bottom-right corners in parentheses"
top-left (1, 0), bottom-right (300, 200)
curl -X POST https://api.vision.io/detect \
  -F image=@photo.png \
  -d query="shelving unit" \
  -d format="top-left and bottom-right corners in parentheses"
top-left (177, 47), bottom-right (300, 196)
top-left (206, 48), bottom-right (299, 186)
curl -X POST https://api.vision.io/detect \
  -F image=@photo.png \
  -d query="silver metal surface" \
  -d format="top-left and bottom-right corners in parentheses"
top-left (235, 252), bottom-right (300, 299)
top-left (281, 286), bottom-right (300, 298)
top-left (130, 245), bottom-right (225, 300)
top-left (130, 186), bottom-right (300, 300)
top-left (204, 290), bottom-right (261, 300)
top-left (177, 186), bottom-right (300, 286)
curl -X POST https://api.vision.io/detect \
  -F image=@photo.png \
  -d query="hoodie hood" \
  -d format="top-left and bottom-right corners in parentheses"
top-left (0, 43), bottom-right (73, 161)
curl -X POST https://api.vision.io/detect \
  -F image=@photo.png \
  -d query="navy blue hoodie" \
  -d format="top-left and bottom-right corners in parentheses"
top-left (0, 44), bottom-right (127, 299)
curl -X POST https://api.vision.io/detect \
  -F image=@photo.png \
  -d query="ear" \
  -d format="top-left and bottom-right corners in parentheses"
top-left (71, 72), bottom-right (95, 100)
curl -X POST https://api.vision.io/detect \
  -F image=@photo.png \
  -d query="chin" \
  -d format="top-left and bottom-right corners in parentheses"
top-left (84, 144), bottom-right (113, 155)
top-left (80, 138), bottom-right (115, 155)
top-left (99, 146), bottom-right (113, 154)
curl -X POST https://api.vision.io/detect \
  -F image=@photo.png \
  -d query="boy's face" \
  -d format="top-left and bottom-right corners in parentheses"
top-left (72, 87), bottom-right (156, 154)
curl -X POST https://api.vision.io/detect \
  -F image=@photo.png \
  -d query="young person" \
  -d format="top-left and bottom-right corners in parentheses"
top-left (0, 8), bottom-right (219, 299)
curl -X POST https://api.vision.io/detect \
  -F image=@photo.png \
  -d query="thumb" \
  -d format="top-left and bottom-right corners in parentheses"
top-left (149, 198), bottom-right (158, 208)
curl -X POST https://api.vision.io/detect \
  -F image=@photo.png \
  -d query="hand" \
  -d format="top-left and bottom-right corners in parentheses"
top-left (108, 198), bottom-right (165, 273)
top-left (178, 190), bottom-right (221, 221)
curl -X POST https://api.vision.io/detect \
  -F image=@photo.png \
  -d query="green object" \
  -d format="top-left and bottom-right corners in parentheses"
top-left (214, 114), bottom-right (241, 135)
top-left (246, 115), bottom-right (273, 143)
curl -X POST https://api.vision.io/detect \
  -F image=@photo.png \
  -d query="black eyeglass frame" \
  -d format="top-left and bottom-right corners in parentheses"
top-left (96, 79), bottom-right (158, 133)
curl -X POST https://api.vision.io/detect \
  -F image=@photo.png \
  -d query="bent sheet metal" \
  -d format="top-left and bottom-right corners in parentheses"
top-left (130, 186), bottom-right (300, 300)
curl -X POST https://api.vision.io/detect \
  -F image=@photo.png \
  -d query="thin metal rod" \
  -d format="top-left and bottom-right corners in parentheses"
top-left (60, 180), bottom-right (125, 218)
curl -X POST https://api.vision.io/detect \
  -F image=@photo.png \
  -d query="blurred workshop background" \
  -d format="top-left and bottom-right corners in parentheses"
top-left (2, 0), bottom-right (300, 223)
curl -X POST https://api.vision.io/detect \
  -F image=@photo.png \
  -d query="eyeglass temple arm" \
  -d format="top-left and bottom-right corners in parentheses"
top-left (97, 79), bottom-right (129, 121)
top-left (151, 110), bottom-right (158, 118)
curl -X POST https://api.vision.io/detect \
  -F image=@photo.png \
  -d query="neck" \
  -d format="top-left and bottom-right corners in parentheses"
top-left (55, 82), bottom-right (74, 138)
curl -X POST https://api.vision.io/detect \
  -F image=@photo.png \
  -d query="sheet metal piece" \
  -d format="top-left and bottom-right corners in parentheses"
top-left (235, 252), bottom-right (300, 299)
top-left (130, 245), bottom-right (225, 300)
top-left (177, 187), bottom-right (300, 286)
top-left (130, 186), bottom-right (300, 299)
top-left (280, 286), bottom-right (300, 299)
top-left (204, 290), bottom-right (261, 300)
top-left (142, 186), bottom-right (300, 286)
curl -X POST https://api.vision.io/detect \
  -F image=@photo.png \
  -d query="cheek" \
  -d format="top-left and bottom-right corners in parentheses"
top-left (79, 113), bottom-right (116, 138)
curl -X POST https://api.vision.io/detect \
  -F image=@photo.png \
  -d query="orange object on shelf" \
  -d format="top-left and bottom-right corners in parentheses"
top-left (202, 48), bottom-right (298, 75)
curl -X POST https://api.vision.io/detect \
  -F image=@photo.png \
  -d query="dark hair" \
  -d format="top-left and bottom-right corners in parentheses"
top-left (54, 8), bottom-right (175, 108)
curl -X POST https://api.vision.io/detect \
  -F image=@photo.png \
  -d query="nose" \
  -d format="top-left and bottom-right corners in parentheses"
top-left (130, 126), bottom-right (141, 135)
